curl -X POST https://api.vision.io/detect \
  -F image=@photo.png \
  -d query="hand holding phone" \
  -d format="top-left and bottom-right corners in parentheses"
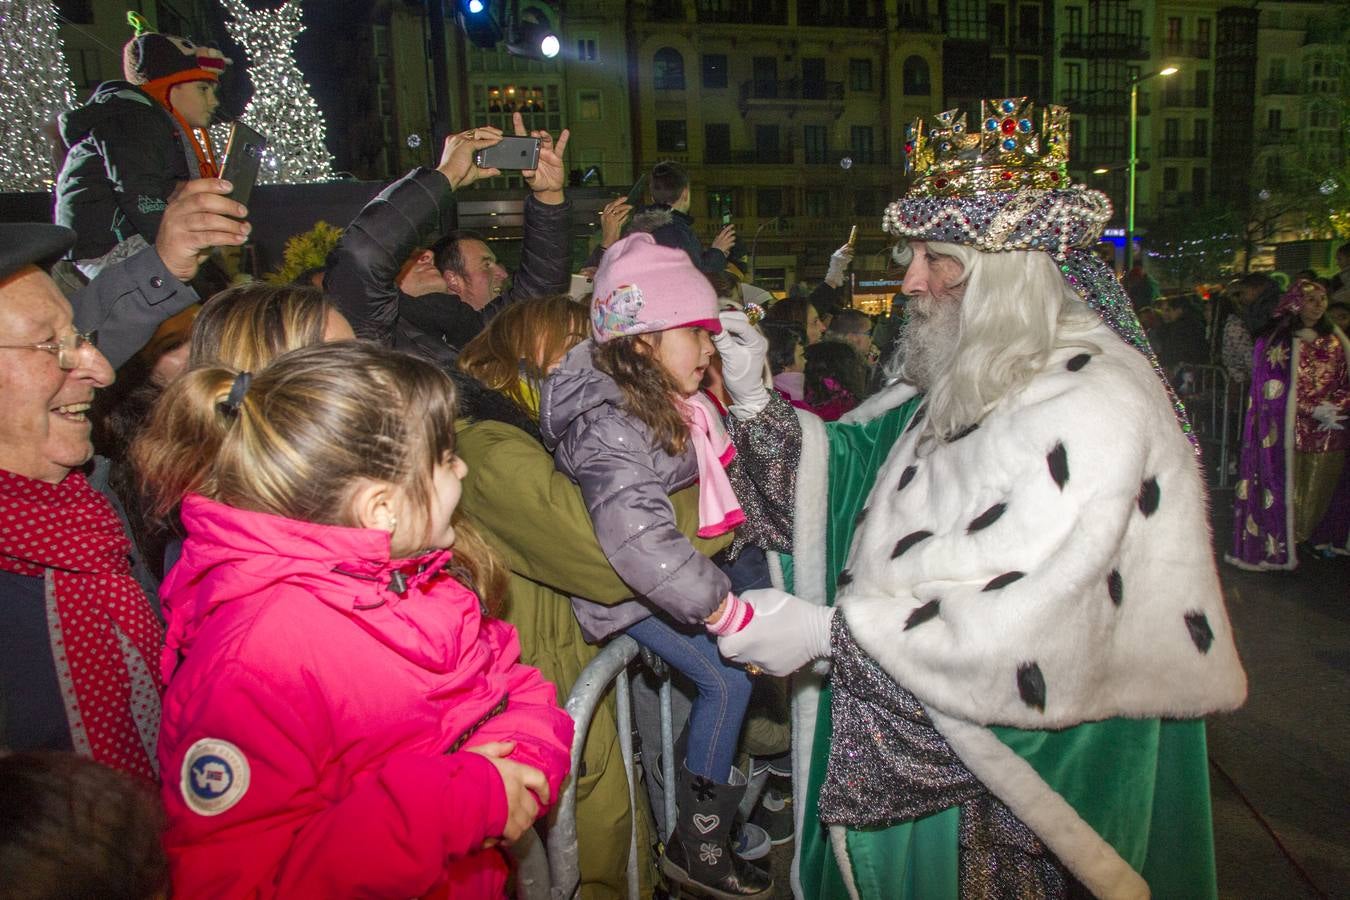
top-left (474, 136), bottom-right (542, 170)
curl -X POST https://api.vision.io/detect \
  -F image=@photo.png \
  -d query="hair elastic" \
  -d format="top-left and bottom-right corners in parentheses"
top-left (222, 370), bottom-right (252, 416)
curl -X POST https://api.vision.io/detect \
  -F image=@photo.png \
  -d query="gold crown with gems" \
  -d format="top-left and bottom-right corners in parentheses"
top-left (904, 97), bottom-right (1071, 196)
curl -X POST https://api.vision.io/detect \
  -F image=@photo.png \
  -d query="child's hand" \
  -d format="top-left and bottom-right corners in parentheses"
top-left (466, 740), bottom-right (551, 844)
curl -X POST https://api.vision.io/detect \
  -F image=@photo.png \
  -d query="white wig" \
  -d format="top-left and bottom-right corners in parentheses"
top-left (901, 241), bottom-right (1100, 444)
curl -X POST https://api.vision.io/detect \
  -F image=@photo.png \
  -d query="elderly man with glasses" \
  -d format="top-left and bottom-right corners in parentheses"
top-left (0, 179), bottom-right (247, 779)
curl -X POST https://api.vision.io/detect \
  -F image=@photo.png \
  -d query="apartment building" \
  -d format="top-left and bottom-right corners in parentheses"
top-left (629, 0), bottom-right (942, 289)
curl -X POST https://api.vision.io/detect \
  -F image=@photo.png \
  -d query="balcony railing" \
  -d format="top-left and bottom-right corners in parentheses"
top-left (896, 10), bottom-right (933, 30)
top-left (1160, 38), bottom-right (1211, 59)
top-left (1061, 90), bottom-right (1150, 116)
top-left (1160, 89), bottom-right (1210, 109)
top-left (1160, 140), bottom-right (1208, 158)
top-left (721, 148), bottom-right (794, 165)
top-left (740, 79), bottom-right (844, 104)
top-left (648, 0), bottom-right (685, 20)
top-left (1258, 128), bottom-right (1299, 146)
top-left (696, 0), bottom-right (786, 25)
top-left (798, 9), bottom-right (884, 28)
top-left (1261, 77), bottom-right (1302, 95)
top-left (1060, 32), bottom-right (1149, 58)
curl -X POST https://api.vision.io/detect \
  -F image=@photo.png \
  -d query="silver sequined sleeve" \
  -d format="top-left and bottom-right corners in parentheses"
top-left (726, 392), bottom-right (802, 555)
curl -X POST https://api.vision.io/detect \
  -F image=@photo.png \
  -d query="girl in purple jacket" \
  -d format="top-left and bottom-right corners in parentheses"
top-left (541, 233), bottom-right (773, 899)
top-left (134, 342), bottom-right (572, 898)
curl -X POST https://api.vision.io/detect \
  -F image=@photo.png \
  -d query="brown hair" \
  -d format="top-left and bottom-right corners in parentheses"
top-left (764, 296), bottom-right (818, 333)
top-left (592, 334), bottom-right (689, 456)
top-left (457, 294), bottom-right (589, 416)
top-left (189, 282), bottom-right (334, 371)
top-left (0, 752), bottom-right (167, 900)
top-left (133, 342), bottom-right (507, 608)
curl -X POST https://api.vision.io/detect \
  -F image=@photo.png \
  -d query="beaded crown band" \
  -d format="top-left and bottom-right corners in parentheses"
top-left (883, 97), bottom-right (1112, 259)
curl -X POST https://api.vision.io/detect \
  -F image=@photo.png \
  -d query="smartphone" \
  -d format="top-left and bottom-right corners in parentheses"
top-left (568, 273), bottom-right (594, 300)
top-left (474, 135), bottom-right (542, 170)
top-left (219, 121), bottom-right (268, 210)
top-left (626, 173), bottom-right (649, 210)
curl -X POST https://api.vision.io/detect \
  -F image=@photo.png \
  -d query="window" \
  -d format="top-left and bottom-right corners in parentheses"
top-left (849, 58), bottom-right (873, 92)
top-left (945, 0), bottom-right (986, 41)
top-left (1126, 9), bottom-right (1142, 37)
top-left (1163, 119), bottom-right (1180, 154)
top-left (853, 191), bottom-right (874, 216)
top-left (372, 25), bottom-right (390, 58)
top-left (577, 90), bottom-right (602, 121)
top-left (1063, 62), bottom-right (1082, 97)
top-left (705, 123), bottom-right (731, 163)
top-left (805, 189), bottom-right (830, 218)
top-left (802, 57), bottom-right (826, 99)
top-left (757, 188), bottom-right (784, 218)
top-left (753, 57), bottom-right (777, 97)
top-left (1065, 5), bottom-right (1082, 35)
top-left (575, 38), bottom-right (597, 61)
top-left (902, 55), bottom-right (930, 95)
top-left (1196, 18), bottom-right (1211, 52)
top-left (1017, 58), bottom-right (1040, 98)
top-left (1267, 108), bottom-right (1283, 130)
top-left (804, 125), bottom-right (829, 164)
top-left (1194, 70), bottom-right (1209, 106)
top-left (1193, 120), bottom-right (1208, 155)
top-left (1192, 168), bottom-right (1207, 202)
top-left (756, 124), bottom-right (780, 160)
top-left (1166, 17), bottom-right (1182, 42)
top-left (656, 120), bottom-right (688, 152)
top-left (988, 3), bottom-right (1006, 43)
top-left (707, 189), bottom-right (734, 222)
top-left (654, 47), bottom-right (685, 90)
top-left (702, 54), bottom-right (728, 89)
top-left (1163, 167), bottom-right (1179, 191)
top-left (850, 125), bottom-right (875, 164)
top-left (1017, 4), bottom-right (1040, 45)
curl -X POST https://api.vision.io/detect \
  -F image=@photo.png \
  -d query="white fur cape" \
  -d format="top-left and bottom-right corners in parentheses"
top-left (780, 320), bottom-right (1247, 899)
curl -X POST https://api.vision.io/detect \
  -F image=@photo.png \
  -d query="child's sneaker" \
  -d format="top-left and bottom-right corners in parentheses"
top-left (732, 820), bottom-right (771, 861)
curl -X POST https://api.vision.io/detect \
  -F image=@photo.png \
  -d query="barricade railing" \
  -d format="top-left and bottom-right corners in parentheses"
top-left (1175, 364), bottom-right (1248, 489)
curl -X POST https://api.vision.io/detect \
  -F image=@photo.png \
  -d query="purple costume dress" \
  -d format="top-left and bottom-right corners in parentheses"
top-left (1227, 319), bottom-right (1350, 569)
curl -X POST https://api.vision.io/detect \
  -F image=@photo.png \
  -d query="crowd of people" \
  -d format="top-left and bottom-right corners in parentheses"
top-left (0, 21), bottom-right (1334, 900)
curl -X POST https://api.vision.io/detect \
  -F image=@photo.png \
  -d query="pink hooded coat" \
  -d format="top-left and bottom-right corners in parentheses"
top-left (157, 495), bottom-right (573, 898)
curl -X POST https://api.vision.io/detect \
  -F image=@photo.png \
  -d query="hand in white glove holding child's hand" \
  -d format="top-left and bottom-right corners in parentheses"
top-left (717, 589), bottom-right (836, 676)
top-left (713, 311), bottom-right (770, 419)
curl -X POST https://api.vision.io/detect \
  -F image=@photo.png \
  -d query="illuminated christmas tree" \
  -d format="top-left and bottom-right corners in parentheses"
top-left (0, 0), bottom-right (77, 191)
top-left (216, 0), bottom-right (332, 183)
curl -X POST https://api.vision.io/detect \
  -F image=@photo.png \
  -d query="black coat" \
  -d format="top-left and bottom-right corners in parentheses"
top-left (628, 205), bottom-right (727, 274)
top-left (54, 82), bottom-right (196, 261)
top-left (325, 168), bottom-right (572, 368)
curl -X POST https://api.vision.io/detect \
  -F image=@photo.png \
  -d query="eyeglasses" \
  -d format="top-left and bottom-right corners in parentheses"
top-left (0, 331), bottom-right (99, 370)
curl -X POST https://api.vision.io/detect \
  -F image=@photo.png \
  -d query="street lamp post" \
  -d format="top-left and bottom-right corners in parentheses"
top-left (1126, 66), bottom-right (1178, 271)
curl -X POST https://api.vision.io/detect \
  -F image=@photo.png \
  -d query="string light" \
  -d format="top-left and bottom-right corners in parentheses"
top-left (213, 0), bottom-right (332, 184)
top-left (0, 0), bottom-right (77, 191)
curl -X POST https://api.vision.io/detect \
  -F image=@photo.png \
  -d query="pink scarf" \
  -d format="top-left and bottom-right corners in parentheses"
top-left (678, 392), bottom-right (745, 538)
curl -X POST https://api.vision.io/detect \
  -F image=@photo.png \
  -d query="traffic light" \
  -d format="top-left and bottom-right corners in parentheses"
top-left (454, 0), bottom-right (502, 49)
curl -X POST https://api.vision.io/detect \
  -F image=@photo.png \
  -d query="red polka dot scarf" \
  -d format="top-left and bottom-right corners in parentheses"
top-left (0, 468), bottom-right (164, 780)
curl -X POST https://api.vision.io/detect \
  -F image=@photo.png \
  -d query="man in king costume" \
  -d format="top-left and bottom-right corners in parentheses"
top-left (709, 98), bottom-right (1248, 899)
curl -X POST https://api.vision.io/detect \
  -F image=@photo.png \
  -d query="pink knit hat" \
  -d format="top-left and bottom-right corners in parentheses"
top-left (590, 233), bottom-right (722, 342)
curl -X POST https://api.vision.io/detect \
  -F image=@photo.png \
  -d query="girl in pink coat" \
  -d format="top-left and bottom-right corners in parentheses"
top-left (133, 342), bottom-right (573, 898)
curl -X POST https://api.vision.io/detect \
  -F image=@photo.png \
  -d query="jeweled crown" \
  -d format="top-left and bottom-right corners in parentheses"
top-left (904, 97), bottom-right (1070, 196)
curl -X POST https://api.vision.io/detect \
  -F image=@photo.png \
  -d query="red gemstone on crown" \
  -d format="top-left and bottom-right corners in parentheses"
top-left (1000, 171), bottom-right (1014, 181)
top-left (1001, 118), bottom-right (1017, 135)
top-left (934, 178), bottom-right (948, 188)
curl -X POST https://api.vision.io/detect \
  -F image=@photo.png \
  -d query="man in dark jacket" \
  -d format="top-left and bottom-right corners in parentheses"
top-left (325, 116), bottom-right (572, 368)
top-left (627, 160), bottom-right (735, 275)
top-left (54, 30), bottom-right (230, 276)
top-left (0, 179), bottom-right (248, 773)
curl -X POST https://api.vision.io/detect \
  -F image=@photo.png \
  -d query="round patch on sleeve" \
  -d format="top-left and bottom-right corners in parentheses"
top-left (180, 739), bottom-right (251, 816)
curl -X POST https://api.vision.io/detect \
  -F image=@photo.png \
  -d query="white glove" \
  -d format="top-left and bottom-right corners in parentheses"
top-left (824, 243), bottom-right (854, 288)
top-left (713, 311), bottom-right (771, 419)
top-left (717, 589), bottom-right (836, 676)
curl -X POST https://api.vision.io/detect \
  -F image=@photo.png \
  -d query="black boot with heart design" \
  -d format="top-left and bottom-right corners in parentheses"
top-left (662, 762), bottom-right (773, 899)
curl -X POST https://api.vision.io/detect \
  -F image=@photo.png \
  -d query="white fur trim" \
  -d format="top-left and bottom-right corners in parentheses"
top-left (829, 825), bottom-right (863, 900)
top-left (927, 709), bottom-right (1149, 900)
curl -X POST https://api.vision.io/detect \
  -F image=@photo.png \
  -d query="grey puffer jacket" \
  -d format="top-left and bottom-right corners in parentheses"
top-left (540, 341), bottom-right (731, 641)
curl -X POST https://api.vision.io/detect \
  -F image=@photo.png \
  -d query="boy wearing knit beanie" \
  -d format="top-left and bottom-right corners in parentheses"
top-left (54, 15), bottom-right (231, 277)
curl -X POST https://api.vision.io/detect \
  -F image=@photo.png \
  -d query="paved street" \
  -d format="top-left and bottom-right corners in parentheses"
top-left (1209, 489), bottom-right (1349, 900)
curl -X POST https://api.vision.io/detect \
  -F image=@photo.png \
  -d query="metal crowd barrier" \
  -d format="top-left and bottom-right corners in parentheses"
top-left (515, 635), bottom-right (671, 900)
top-left (1175, 364), bottom-right (1248, 489)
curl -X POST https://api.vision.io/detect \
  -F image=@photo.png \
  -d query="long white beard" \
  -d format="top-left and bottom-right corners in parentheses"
top-left (895, 294), bottom-right (962, 391)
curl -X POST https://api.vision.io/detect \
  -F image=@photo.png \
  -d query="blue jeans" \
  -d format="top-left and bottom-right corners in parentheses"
top-left (625, 614), bottom-right (751, 782)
